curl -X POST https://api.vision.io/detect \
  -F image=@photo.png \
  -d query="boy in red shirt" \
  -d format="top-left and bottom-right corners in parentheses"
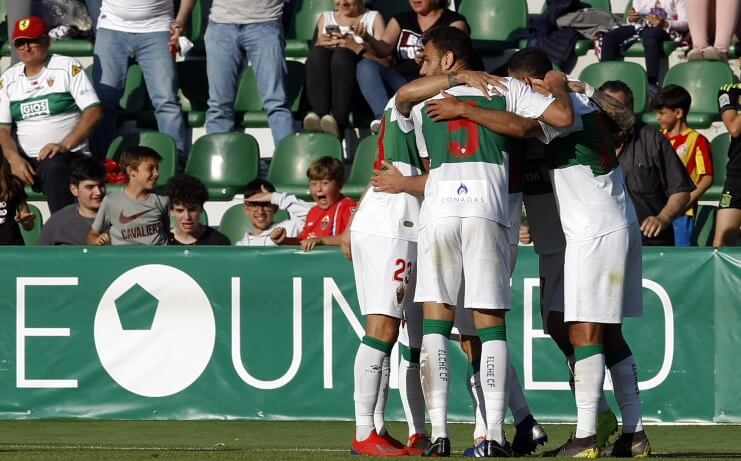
top-left (656, 84), bottom-right (713, 246)
top-left (299, 156), bottom-right (356, 251)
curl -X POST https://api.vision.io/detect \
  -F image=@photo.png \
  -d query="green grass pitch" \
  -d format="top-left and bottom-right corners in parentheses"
top-left (0, 421), bottom-right (739, 460)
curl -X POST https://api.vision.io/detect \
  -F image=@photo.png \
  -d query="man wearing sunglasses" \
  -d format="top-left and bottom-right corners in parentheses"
top-left (0, 16), bottom-right (103, 213)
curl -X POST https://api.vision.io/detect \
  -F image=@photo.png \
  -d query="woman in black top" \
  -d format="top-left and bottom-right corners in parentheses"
top-left (354, 0), bottom-right (469, 130)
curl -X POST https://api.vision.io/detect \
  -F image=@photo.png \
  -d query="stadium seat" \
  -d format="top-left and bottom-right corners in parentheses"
top-left (1, 38), bottom-right (94, 57)
top-left (266, 132), bottom-right (343, 199)
top-left (185, 132), bottom-right (260, 201)
top-left (118, 64), bottom-right (149, 120)
top-left (285, 0), bottom-right (334, 58)
top-left (542, 0), bottom-right (612, 56)
top-left (0, 0), bottom-right (6, 50)
top-left (106, 132), bottom-right (178, 184)
top-left (702, 134), bottom-right (730, 203)
top-left (459, 0), bottom-right (528, 53)
top-left (234, 60), bottom-right (305, 129)
top-left (692, 204), bottom-right (717, 247)
top-left (641, 61), bottom-right (735, 128)
top-left (620, 0), bottom-right (679, 57)
top-left (218, 203), bottom-right (250, 245)
top-left (20, 203), bottom-right (43, 246)
top-left (579, 61), bottom-right (648, 113)
top-left (344, 134), bottom-right (378, 199)
top-left (176, 0), bottom-right (206, 54)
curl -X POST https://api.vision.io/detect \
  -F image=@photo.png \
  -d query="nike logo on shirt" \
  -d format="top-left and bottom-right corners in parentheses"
top-left (119, 209), bottom-right (152, 224)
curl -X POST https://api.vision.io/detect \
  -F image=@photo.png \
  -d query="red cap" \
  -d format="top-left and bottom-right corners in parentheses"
top-left (12, 16), bottom-right (48, 43)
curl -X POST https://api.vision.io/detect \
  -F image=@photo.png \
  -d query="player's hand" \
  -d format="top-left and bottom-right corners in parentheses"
top-left (627, 8), bottom-right (640, 23)
top-left (519, 224), bottom-right (532, 245)
top-left (94, 233), bottom-right (111, 246)
top-left (270, 227), bottom-right (287, 245)
top-left (567, 80), bottom-right (587, 94)
top-left (300, 237), bottom-right (321, 252)
top-left (38, 143), bottom-right (69, 160)
top-left (371, 160), bottom-right (405, 194)
top-left (340, 229), bottom-right (352, 260)
top-left (542, 70), bottom-right (569, 94)
top-left (458, 70), bottom-right (507, 98)
top-left (7, 156), bottom-right (35, 185)
top-left (647, 15), bottom-right (666, 28)
top-left (640, 215), bottom-right (669, 238)
top-left (426, 90), bottom-right (467, 121)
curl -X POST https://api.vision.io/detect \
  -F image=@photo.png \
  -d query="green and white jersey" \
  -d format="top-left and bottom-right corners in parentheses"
top-left (540, 93), bottom-right (637, 241)
top-left (413, 78), bottom-right (554, 228)
top-left (0, 54), bottom-right (100, 158)
top-left (351, 96), bottom-right (424, 241)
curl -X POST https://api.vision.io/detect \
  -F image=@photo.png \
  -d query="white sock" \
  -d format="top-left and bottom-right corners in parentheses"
top-left (481, 339), bottom-right (509, 445)
top-left (507, 361), bottom-right (531, 425)
top-left (569, 354), bottom-right (610, 414)
top-left (609, 356), bottom-right (643, 433)
top-left (374, 355), bottom-right (391, 435)
top-left (399, 356), bottom-right (427, 437)
top-left (420, 333), bottom-right (450, 440)
top-left (354, 342), bottom-right (386, 440)
top-left (574, 350), bottom-right (605, 438)
top-left (467, 364), bottom-right (487, 442)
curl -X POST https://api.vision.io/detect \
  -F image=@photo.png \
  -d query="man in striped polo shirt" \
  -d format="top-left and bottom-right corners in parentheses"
top-left (0, 16), bottom-right (102, 212)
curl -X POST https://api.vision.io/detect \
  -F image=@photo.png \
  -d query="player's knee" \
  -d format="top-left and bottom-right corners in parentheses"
top-left (365, 315), bottom-right (400, 344)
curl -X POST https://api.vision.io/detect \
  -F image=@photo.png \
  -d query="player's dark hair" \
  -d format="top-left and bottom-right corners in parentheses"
top-left (507, 48), bottom-right (553, 80)
top-left (68, 157), bottom-right (106, 186)
top-left (307, 156), bottom-right (345, 185)
top-left (119, 145), bottom-right (162, 179)
top-left (652, 84), bottom-right (691, 115)
top-left (165, 173), bottom-right (208, 209)
top-left (422, 26), bottom-right (476, 70)
top-left (243, 178), bottom-right (276, 201)
top-left (599, 80), bottom-right (634, 111)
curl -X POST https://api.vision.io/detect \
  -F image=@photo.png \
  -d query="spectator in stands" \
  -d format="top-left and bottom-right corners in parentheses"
top-left (165, 174), bottom-right (229, 246)
top-left (654, 85), bottom-right (713, 246)
top-left (687, 0), bottom-right (740, 61)
top-left (298, 156), bottom-right (356, 252)
top-left (88, 146), bottom-right (169, 246)
top-left (714, 83), bottom-right (741, 246)
top-left (0, 16), bottom-right (102, 213)
top-left (303, 0), bottom-right (385, 138)
top-left (38, 157), bottom-right (106, 245)
top-left (91, 0), bottom-right (193, 163)
top-left (600, 81), bottom-right (693, 246)
top-left (204, 0), bottom-right (295, 144)
top-left (236, 178), bottom-right (312, 246)
top-left (353, 0), bottom-right (468, 132)
top-left (0, 157), bottom-right (36, 245)
top-left (599, 0), bottom-right (687, 89)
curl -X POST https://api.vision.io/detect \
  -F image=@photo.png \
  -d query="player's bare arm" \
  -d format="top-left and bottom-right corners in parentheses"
top-left (537, 71), bottom-right (575, 128)
top-left (640, 191), bottom-right (690, 237)
top-left (39, 105), bottom-right (103, 160)
top-left (688, 175), bottom-right (713, 211)
top-left (395, 71), bottom-right (506, 116)
top-left (371, 159), bottom-right (429, 195)
top-left (568, 80), bottom-right (636, 132)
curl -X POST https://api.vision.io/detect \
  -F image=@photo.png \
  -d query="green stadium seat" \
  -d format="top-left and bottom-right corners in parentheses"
top-left (344, 134), bottom-right (378, 199)
top-left (702, 134), bottom-right (730, 203)
top-left (692, 204), bottom-right (717, 247)
top-left (541, 0), bottom-right (612, 56)
top-left (1, 38), bottom-right (94, 57)
top-left (20, 203), bottom-right (43, 246)
top-left (185, 133), bottom-right (260, 201)
top-left (460, 0), bottom-right (528, 53)
top-left (285, 0), bottom-right (334, 58)
top-left (218, 203), bottom-right (250, 245)
top-left (176, 0), bottom-right (206, 54)
top-left (620, 0), bottom-right (679, 57)
top-left (579, 61), bottom-right (648, 113)
top-left (266, 133), bottom-right (343, 199)
top-left (641, 62), bottom-right (735, 128)
top-left (0, 0), bottom-right (6, 50)
top-left (234, 60), bottom-right (304, 129)
top-left (106, 132), bottom-right (178, 184)
top-left (24, 185), bottom-right (45, 201)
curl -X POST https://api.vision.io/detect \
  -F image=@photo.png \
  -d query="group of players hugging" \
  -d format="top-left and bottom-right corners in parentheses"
top-left (344, 26), bottom-right (649, 459)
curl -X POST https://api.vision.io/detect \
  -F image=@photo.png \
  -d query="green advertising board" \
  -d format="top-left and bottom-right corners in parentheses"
top-left (0, 247), bottom-right (738, 422)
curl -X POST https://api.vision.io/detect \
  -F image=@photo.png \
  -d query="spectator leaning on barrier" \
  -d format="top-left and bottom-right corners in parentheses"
top-left (0, 15), bottom-right (103, 213)
top-left (38, 157), bottom-right (106, 245)
top-left (90, 0), bottom-right (193, 164)
top-left (204, 0), bottom-right (294, 144)
top-left (600, 81), bottom-right (693, 246)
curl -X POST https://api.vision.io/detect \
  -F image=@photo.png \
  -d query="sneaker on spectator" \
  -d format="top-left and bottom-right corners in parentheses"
top-left (702, 46), bottom-right (728, 62)
top-left (686, 47), bottom-right (704, 61)
top-left (370, 118), bottom-right (382, 134)
top-left (303, 112), bottom-right (321, 132)
top-left (320, 114), bottom-right (341, 138)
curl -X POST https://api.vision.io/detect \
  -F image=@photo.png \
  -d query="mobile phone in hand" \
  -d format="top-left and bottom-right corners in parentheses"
top-left (324, 24), bottom-right (341, 36)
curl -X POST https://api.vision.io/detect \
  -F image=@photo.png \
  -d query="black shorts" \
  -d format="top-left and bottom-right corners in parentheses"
top-left (719, 173), bottom-right (741, 210)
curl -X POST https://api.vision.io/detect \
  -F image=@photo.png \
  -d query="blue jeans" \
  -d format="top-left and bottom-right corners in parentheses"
top-left (204, 20), bottom-right (294, 144)
top-left (356, 59), bottom-right (408, 118)
top-left (92, 28), bottom-right (187, 160)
